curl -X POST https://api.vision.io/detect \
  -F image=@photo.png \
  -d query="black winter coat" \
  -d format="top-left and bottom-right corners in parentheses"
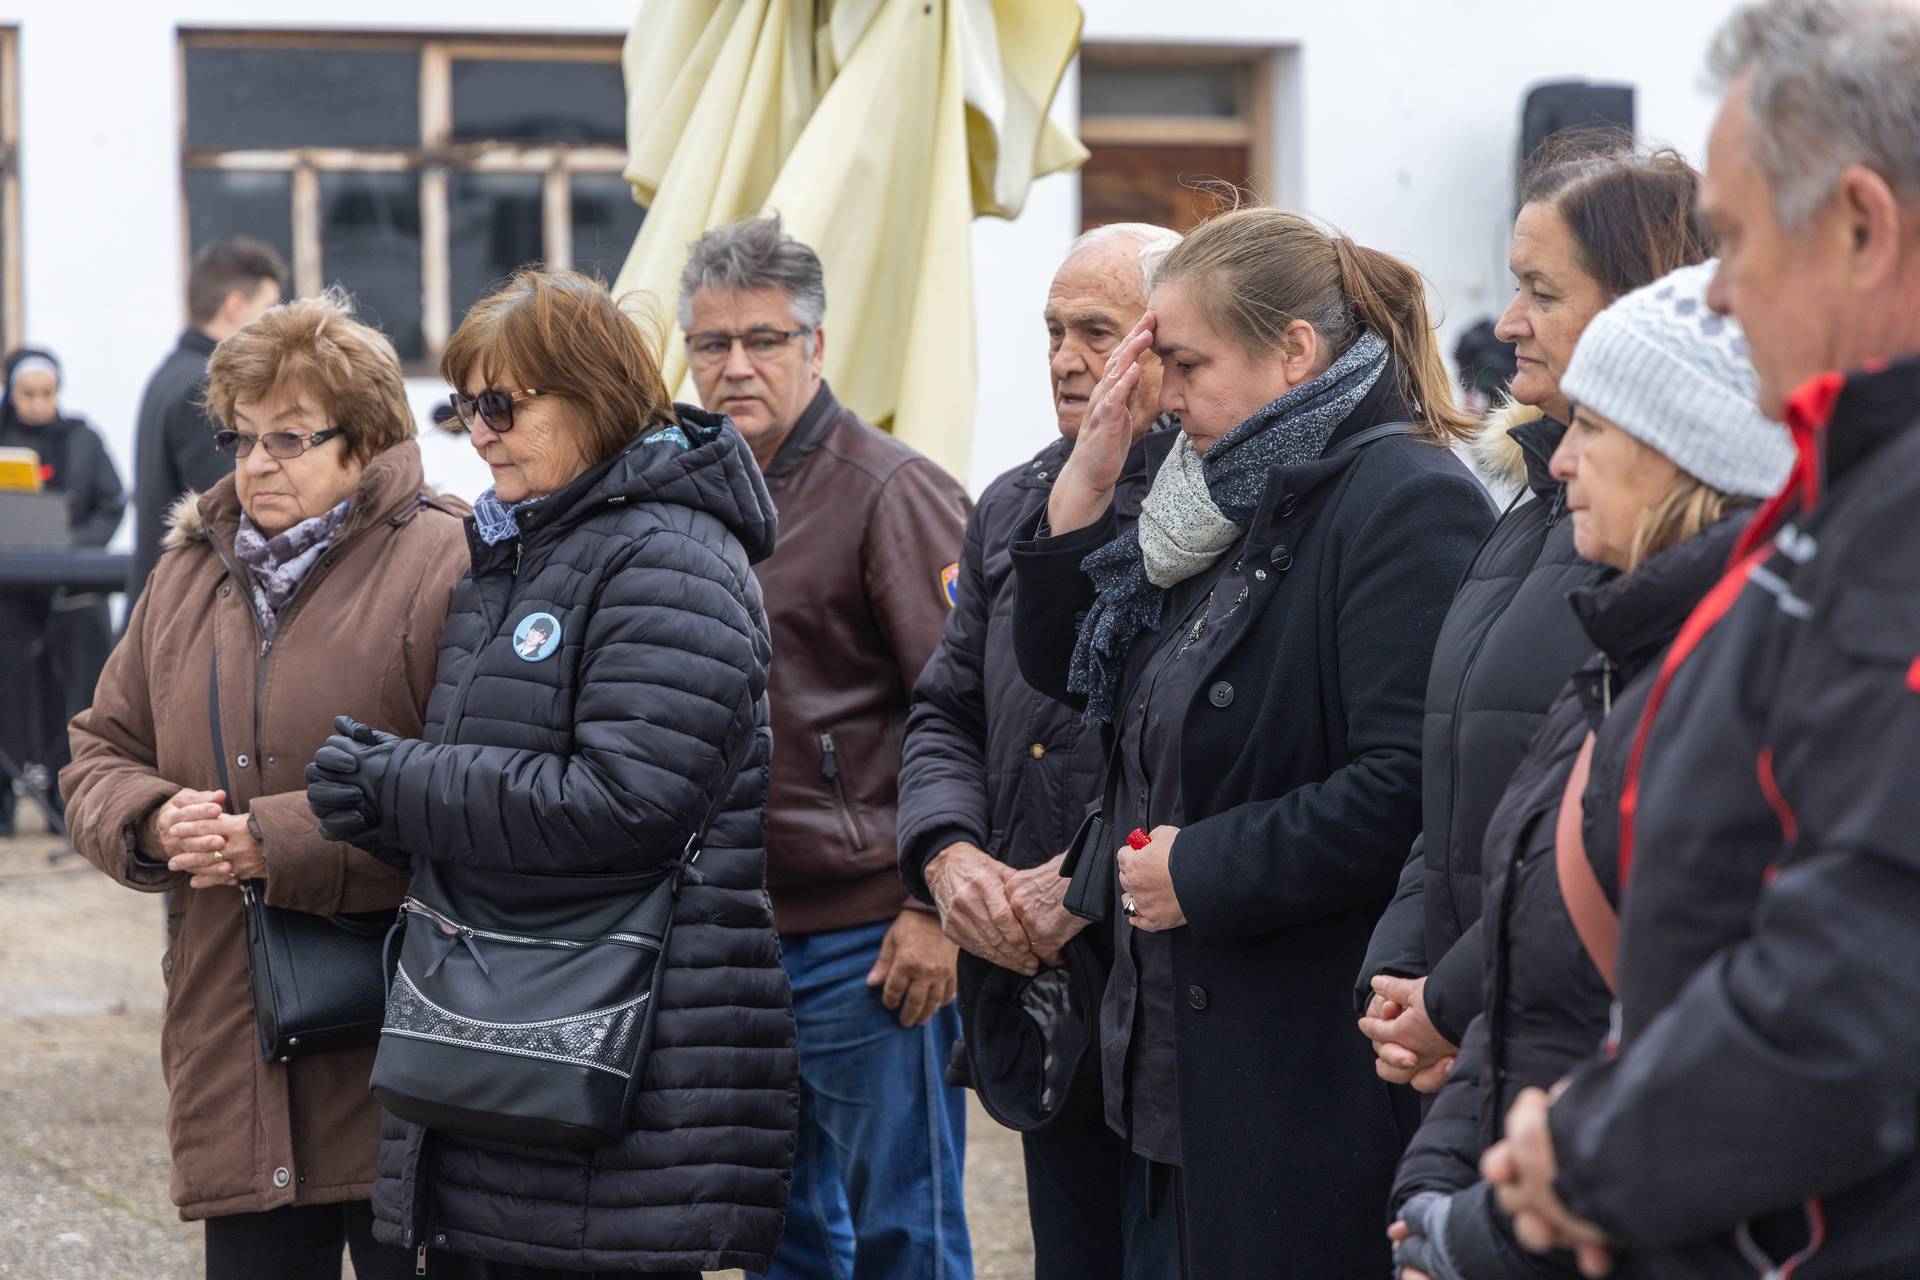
top-left (1549, 358), bottom-right (1920, 1280)
top-left (898, 430), bottom-right (1147, 895)
top-left (368, 408), bottom-right (799, 1274)
top-left (1012, 379), bottom-right (1494, 1278)
top-left (1388, 515), bottom-right (1746, 1280)
top-left (1358, 408), bottom-right (1603, 1041)
top-left (129, 329), bottom-right (229, 602)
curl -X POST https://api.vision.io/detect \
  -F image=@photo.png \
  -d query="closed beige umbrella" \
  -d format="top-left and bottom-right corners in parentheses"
top-left (613, 0), bottom-right (1087, 482)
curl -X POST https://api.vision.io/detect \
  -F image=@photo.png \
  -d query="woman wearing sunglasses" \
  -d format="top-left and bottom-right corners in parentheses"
top-left (303, 269), bottom-right (797, 1277)
top-left (60, 291), bottom-right (471, 1279)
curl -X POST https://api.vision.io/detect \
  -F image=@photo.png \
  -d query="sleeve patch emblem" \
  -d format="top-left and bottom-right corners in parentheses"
top-left (941, 562), bottom-right (960, 609)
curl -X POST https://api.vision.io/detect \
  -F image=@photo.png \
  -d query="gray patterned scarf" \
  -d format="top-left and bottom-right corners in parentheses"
top-left (232, 500), bottom-right (351, 637)
top-left (1068, 330), bottom-right (1390, 721)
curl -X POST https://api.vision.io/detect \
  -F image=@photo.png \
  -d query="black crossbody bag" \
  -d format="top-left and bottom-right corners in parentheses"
top-left (208, 655), bottom-right (391, 1062)
top-left (369, 717), bottom-right (756, 1151)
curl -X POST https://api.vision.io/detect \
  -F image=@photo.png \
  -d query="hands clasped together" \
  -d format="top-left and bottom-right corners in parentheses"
top-left (150, 788), bottom-right (261, 887)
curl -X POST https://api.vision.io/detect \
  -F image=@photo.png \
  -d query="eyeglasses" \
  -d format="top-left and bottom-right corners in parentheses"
top-left (684, 327), bottom-right (812, 368)
top-left (213, 427), bottom-right (344, 459)
top-left (446, 387), bottom-right (549, 433)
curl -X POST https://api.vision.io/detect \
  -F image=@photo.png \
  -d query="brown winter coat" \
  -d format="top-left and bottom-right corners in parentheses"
top-left (61, 442), bottom-right (469, 1221)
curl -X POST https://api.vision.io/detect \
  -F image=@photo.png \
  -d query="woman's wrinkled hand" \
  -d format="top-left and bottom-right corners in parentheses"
top-left (1048, 312), bottom-right (1157, 537)
top-left (145, 788), bottom-right (225, 863)
top-left (166, 811), bottom-right (265, 888)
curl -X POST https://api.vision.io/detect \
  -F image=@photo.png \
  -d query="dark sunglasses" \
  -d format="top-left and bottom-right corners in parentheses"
top-left (213, 427), bottom-right (344, 459)
top-left (446, 387), bottom-right (549, 433)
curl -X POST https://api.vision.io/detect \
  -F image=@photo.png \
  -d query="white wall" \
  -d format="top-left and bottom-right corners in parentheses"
top-left (966, 0), bottom-right (1746, 490)
top-left (4, 0), bottom-right (1745, 530)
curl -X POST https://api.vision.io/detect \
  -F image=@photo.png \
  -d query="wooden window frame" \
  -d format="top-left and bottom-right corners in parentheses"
top-left (0, 28), bottom-right (21, 350)
top-left (1078, 43), bottom-right (1275, 211)
top-left (178, 29), bottom-right (628, 369)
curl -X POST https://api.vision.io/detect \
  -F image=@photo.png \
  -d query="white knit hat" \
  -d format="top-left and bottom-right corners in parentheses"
top-left (1559, 260), bottom-right (1793, 499)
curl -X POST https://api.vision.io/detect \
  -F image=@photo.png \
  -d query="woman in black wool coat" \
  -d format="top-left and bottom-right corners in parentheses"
top-left (1386, 262), bottom-right (1793, 1280)
top-left (0, 346), bottom-right (124, 833)
top-left (304, 270), bottom-right (798, 1278)
top-left (1010, 206), bottom-right (1493, 1278)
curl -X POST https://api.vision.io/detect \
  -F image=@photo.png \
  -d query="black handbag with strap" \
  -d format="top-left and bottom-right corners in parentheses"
top-left (369, 715), bottom-right (758, 1151)
top-left (208, 653), bottom-right (391, 1062)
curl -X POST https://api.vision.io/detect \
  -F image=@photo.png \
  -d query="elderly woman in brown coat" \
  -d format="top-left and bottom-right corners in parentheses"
top-left (61, 292), bottom-right (469, 1280)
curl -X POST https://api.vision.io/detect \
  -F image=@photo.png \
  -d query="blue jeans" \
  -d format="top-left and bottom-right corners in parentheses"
top-left (763, 918), bottom-right (972, 1280)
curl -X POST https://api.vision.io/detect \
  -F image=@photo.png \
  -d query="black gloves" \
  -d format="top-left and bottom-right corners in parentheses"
top-left (1394, 1184), bottom-right (1543, 1280)
top-left (1395, 1191), bottom-right (1467, 1280)
top-left (305, 716), bottom-right (407, 868)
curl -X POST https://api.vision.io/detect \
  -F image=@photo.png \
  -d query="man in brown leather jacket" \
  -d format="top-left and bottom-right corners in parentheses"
top-left (681, 214), bottom-right (975, 1279)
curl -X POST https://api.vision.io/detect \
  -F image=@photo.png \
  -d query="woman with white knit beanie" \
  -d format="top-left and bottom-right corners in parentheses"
top-left (1387, 259), bottom-right (1791, 1280)
top-left (1551, 258), bottom-right (1793, 570)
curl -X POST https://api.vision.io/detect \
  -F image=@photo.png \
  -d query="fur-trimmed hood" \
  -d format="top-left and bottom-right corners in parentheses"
top-left (1462, 399), bottom-right (1547, 508)
top-left (160, 489), bottom-right (209, 550)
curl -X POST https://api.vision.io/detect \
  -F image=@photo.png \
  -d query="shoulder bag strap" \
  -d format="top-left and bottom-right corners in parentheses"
top-left (1332, 421), bottom-right (1416, 455)
top-left (1554, 731), bottom-right (1620, 995)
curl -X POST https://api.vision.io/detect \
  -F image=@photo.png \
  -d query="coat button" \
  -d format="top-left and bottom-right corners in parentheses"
top-left (236, 754), bottom-right (250, 769)
top-left (266, 755), bottom-right (277, 766)
top-left (1279, 493), bottom-right (1299, 517)
top-left (1029, 743), bottom-right (1046, 758)
top-left (1187, 985), bottom-right (1209, 1010)
top-left (1207, 681), bottom-right (1234, 708)
top-left (272, 1167), bottom-right (290, 1188)
top-left (1269, 545), bottom-right (1293, 571)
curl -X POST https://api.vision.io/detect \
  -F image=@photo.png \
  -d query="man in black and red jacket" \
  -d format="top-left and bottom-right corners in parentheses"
top-left (1481, 3), bottom-right (1920, 1277)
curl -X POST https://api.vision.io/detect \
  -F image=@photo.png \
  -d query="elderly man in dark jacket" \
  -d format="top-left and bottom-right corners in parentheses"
top-left (681, 214), bottom-right (975, 1280)
top-left (1487, 4), bottom-right (1920, 1277)
top-left (127, 236), bottom-right (284, 602)
top-left (898, 222), bottom-right (1179, 1280)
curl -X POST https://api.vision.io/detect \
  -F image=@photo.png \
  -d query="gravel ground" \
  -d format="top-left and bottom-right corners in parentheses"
top-left (0, 819), bottom-right (1036, 1279)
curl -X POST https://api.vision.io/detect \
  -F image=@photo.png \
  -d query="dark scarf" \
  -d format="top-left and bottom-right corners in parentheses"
top-left (232, 500), bottom-right (352, 637)
top-left (1067, 330), bottom-right (1390, 722)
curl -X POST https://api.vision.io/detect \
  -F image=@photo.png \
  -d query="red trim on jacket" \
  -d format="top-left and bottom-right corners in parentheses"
top-left (1734, 369), bottom-right (1844, 562)
top-left (1618, 546), bottom-right (1767, 894)
top-left (1755, 747), bottom-right (1799, 844)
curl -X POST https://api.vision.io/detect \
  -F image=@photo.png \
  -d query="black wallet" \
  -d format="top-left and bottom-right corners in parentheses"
top-left (1060, 809), bottom-right (1114, 922)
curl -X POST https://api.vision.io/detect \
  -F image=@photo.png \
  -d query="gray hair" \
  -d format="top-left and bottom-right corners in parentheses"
top-left (1708, 0), bottom-right (1920, 226)
top-left (1065, 222), bottom-right (1184, 294)
top-left (677, 213), bottom-right (827, 353)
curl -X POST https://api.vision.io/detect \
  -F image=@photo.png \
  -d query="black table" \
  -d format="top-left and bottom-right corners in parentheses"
top-left (0, 548), bottom-right (130, 592)
top-left (0, 547), bottom-right (127, 855)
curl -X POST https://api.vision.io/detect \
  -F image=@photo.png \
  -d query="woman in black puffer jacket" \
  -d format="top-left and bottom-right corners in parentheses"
top-left (305, 270), bottom-right (797, 1277)
top-left (1357, 137), bottom-right (1714, 1087)
top-left (1386, 263), bottom-right (1793, 1280)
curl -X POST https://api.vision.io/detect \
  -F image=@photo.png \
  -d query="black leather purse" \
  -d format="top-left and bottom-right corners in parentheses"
top-left (369, 721), bottom-right (757, 1151)
top-left (208, 654), bottom-right (390, 1062)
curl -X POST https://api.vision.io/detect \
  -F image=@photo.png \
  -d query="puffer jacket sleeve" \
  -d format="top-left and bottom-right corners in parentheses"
top-left (898, 496), bottom-right (995, 903)
top-left (1357, 835), bottom-right (1430, 1013)
top-left (1174, 468), bottom-right (1492, 937)
top-left (60, 585), bottom-right (188, 893)
top-left (1424, 915), bottom-right (1484, 1045)
top-left (380, 528), bottom-right (760, 874)
top-left (1392, 1010), bottom-right (1493, 1214)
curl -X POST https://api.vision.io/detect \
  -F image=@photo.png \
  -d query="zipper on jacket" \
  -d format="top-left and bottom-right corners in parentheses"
top-left (818, 731), bottom-right (868, 850)
top-left (415, 1244), bottom-right (426, 1276)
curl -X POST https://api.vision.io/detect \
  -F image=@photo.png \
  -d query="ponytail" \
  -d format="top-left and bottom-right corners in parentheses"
top-left (1153, 206), bottom-right (1475, 447)
top-left (1330, 237), bottom-right (1477, 445)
